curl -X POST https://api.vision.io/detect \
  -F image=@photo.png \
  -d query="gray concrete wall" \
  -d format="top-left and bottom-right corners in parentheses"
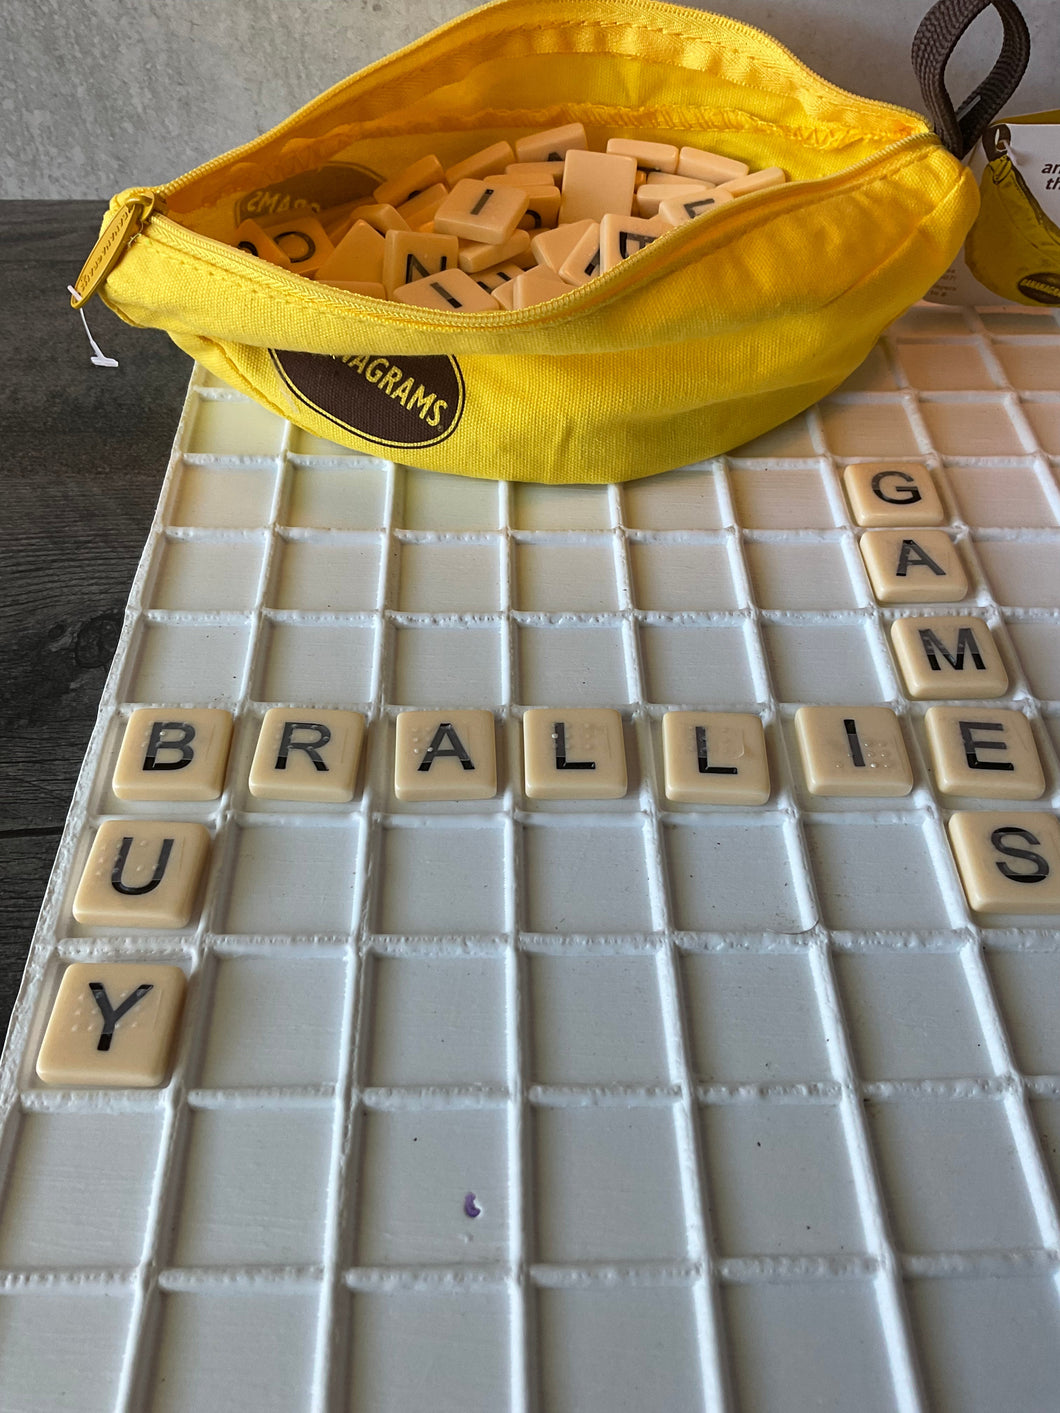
top-left (2, 0), bottom-right (1054, 199)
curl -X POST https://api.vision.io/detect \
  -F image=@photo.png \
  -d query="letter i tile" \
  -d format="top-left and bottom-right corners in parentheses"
top-left (72, 820), bottom-right (210, 928)
top-left (36, 962), bottom-right (186, 1086)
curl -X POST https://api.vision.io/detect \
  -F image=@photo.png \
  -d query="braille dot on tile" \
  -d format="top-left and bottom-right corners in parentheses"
top-left (72, 820), bottom-right (210, 929)
top-left (948, 811), bottom-right (1060, 914)
top-left (924, 707), bottom-right (1045, 799)
top-left (794, 706), bottom-right (913, 797)
top-left (662, 712), bottom-right (769, 804)
top-left (523, 709), bottom-right (626, 800)
top-left (394, 710), bottom-right (497, 801)
top-left (36, 963), bottom-right (186, 1087)
top-left (890, 616), bottom-right (1007, 699)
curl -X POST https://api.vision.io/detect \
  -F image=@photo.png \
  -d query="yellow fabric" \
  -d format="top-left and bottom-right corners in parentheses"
top-left (98, 0), bottom-right (978, 483)
top-left (965, 155), bottom-right (1060, 306)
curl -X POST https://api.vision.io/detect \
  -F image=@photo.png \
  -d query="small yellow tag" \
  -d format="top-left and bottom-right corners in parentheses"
top-left (71, 193), bottom-right (163, 308)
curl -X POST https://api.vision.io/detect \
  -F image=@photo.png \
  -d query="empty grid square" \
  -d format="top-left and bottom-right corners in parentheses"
top-left (350, 1290), bottom-right (508, 1413)
top-left (724, 1281), bottom-right (895, 1413)
top-left (515, 542), bottom-right (619, 612)
top-left (199, 956), bottom-right (347, 1087)
top-left (1023, 402), bottom-right (1060, 454)
top-left (0, 1292), bottom-right (131, 1413)
top-left (629, 540), bottom-right (738, 610)
top-left (730, 411), bottom-right (816, 457)
top-left (254, 622), bottom-right (375, 705)
top-left (921, 401), bottom-right (1027, 456)
top-left (819, 399), bottom-right (920, 456)
top-left (834, 344), bottom-right (898, 393)
top-left (356, 1108), bottom-right (508, 1264)
top-left (1006, 621), bottom-right (1060, 699)
top-left (150, 1292), bottom-right (318, 1413)
top-left (512, 482), bottom-right (611, 531)
top-left (517, 624), bottom-right (630, 706)
top-left (538, 1286), bottom-right (702, 1413)
top-left (284, 461), bottom-right (387, 529)
top-left (702, 1101), bottom-right (864, 1256)
top-left (187, 398), bottom-right (285, 456)
top-left (763, 622), bottom-right (884, 703)
top-left (805, 818), bottom-right (952, 931)
top-left (391, 624), bottom-right (502, 707)
top-left (0, 1113), bottom-right (160, 1267)
top-left (288, 427), bottom-right (352, 455)
top-left (398, 541), bottom-right (503, 613)
top-left (986, 951), bottom-right (1060, 1074)
top-left (270, 539), bottom-right (382, 611)
top-left (174, 1107), bottom-right (332, 1265)
top-left (534, 1105), bottom-right (686, 1261)
top-left (729, 466), bottom-right (836, 529)
top-left (908, 1275), bottom-right (1060, 1413)
top-left (640, 622), bottom-right (758, 706)
top-left (867, 1098), bottom-right (1038, 1252)
top-left (522, 821), bottom-right (653, 934)
top-left (896, 341), bottom-right (997, 390)
top-left (892, 305), bottom-right (970, 335)
top-left (667, 819), bottom-right (810, 933)
top-left (169, 464), bottom-right (277, 528)
top-left (976, 538), bottom-right (1060, 607)
top-left (399, 465), bottom-right (500, 530)
top-left (682, 952), bottom-right (829, 1083)
top-left (621, 463), bottom-right (723, 529)
top-left (126, 622), bottom-right (250, 703)
top-left (376, 823), bottom-right (506, 935)
top-left (946, 465), bottom-right (1055, 527)
top-left (529, 954), bottom-right (669, 1084)
top-left (368, 957), bottom-right (506, 1085)
top-left (220, 822), bottom-right (359, 934)
top-left (746, 539), bottom-right (859, 610)
top-left (835, 951), bottom-right (990, 1080)
top-left (1033, 1098), bottom-right (1060, 1190)
top-left (993, 343), bottom-right (1060, 391)
top-left (150, 538), bottom-right (265, 612)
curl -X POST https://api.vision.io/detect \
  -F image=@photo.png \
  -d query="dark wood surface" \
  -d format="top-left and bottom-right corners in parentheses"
top-left (0, 202), bottom-right (190, 1038)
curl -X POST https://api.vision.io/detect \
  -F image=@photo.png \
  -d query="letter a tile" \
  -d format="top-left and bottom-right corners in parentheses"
top-left (395, 710), bottom-right (497, 801)
top-left (72, 820), bottom-right (210, 929)
top-left (36, 962), bottom-right (186, 1087)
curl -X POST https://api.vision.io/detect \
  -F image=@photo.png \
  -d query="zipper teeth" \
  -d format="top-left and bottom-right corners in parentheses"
top-left (155, 1), bottom-right (928, 201)
top-left (144, 129), bottom-right (935, 327)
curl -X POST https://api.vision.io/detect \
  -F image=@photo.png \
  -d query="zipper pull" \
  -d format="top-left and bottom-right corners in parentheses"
top-left (70, 189), bottom-right (167, 309)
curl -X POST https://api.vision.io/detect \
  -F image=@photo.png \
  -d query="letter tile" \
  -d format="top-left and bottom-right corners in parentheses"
top-left (113, 708), bottom-right (234, 802)
top-left (676, 146), bottom-right (749, 183)
top-left (842, 463), bottom-right (945, 527)
top-left (232, 220), bottom-right (293, 269)
top-left (382, 231), bottom-right (460, 296)
top-left (510, 266), bottom-right (574, 308)
top-left (515, 122), bottom-right (588, 163)
top-left (890, 616), bottom-right (1007, 699)
top-left (925, 707), bottom-right (1045, 799)
top-left (505, 161), bottom-right (565, 184)
top-left (531, 218), bottom-right (597, 273)
top-left (657, 189), bottom-right (734, 227)
top-left (859, 529), bottom-right (968, 603)
top-left (523, 708), bottom-right (627, 800)
top-left (396, 183), bottom-right (451, 232)
top-left (517, 185), bottom-right (562, 230)
top-left (253, 212), bottom-right (334, 275)
top-left (714, 166), bottom-right (787, 196)
top-left (36, 962), bottom-right (186, 1087)
top-left (348, 203), bottom-right (411, 236)
top-left (393, 268), bottom-right (502, 311)
top-left (559, 149), bottom-right (637, 224)
top-left (433, 178), bottom-right (529, 244)
top-left (794, 706), bottom-right (913, 797)
top-left (395, 710), bottom-right (497, 801)
top-left (445, 140), bottom-right (515, 186)
top-left (558, 222), bottom-right (604, 285)
top-left (471, 260), bottom-right (527, 295)
top-left (373, 154), bottom-right (446, 208)
top-left (314, 220), bottom-right (386, 285)
top-left (606, 138), bottom-right (679, 173)
top-left (249, 708), bottom-right (366, 801)
top-left (72, 820), bottom-right (210, 929)
top-left (635, 181), bottom-right (712, 217)
top-left (948, 811), bottom-right (1060, 914)
top-left (599, 212), bottom-right (668, 272)
top-left (458, 229), bottom-right (530, 274)
top-left (662, 711), bottom-right (770, 804)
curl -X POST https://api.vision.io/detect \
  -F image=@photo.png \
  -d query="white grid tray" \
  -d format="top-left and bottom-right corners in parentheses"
top-left (1, 302), bottom-right (1060, 1412)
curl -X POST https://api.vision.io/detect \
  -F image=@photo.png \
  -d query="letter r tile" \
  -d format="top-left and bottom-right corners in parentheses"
top-left (523, 708), bottom-right (627, 800)
top-left (395, 710), bottom-right (497, 801)
top-left (36, 962), bottom-right (186, 1087)
top-left (72, 820), bottom-right (210, 929)
top-left (249, 708), bottom-right (366, 801)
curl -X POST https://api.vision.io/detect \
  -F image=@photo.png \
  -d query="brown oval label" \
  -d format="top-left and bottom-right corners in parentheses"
top-left (269, 350), bottom-right (465, 449)
top-left (1017, 271), bottom-right (1060, 306)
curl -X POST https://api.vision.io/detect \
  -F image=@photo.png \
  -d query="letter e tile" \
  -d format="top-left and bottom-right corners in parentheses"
top-left (523, 708), bottom-right (626, 800)
top-left (36, 962), bottom-right (186, 1086)
top-left (395, 710), bottom-right (497, 801)
top-left (925, 707), bottom-right (1045, 799)
top-left (948, 811), bottom-right (1060, 914)
top-left (72, 820), bottom-right (210, 928)
top-left (662, 712), bottom-right (769, 804)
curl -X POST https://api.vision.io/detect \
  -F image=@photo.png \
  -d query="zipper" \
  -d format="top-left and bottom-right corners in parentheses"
top-left (70, 189), bottom-right (168, 309)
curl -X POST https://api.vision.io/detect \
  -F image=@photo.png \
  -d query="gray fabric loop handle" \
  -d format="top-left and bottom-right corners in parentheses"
top-left (912, 0), bottom-right (1031, 159)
